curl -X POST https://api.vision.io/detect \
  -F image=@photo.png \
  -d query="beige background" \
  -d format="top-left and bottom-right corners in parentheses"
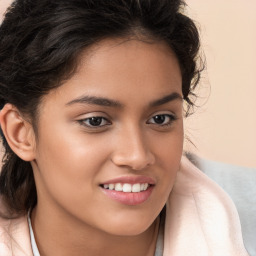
top-left (1, 0), bottom-right (256, 167)
top-left (185, 1), bottom-right (256, 168)
top-left (0, 0), bottom-right (12, 22)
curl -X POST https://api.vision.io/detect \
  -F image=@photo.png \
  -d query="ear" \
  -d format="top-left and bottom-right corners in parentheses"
top-left (0, 103), bottom-right (36, 161)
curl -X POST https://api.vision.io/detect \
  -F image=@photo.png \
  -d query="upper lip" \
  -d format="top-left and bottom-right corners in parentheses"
top-left (101, 175), bottom-right (156, 185)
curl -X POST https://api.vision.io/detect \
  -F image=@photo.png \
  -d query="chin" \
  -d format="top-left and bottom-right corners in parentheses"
top-left (100, 214), bottom-right (157, 237)
top-left (107, 226), bottom-right (152, 237)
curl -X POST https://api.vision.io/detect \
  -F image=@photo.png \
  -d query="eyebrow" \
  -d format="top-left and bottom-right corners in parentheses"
top-left (66, 95), bottom-right (123, 108)
top-left (66, 92), bottom-right (183, 108)
top-left (149, 92), bottom-right (183, 107)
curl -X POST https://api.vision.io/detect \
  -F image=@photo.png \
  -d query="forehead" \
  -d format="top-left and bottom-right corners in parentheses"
top-left (78, 37), bottom-right (181, 88)
top-left (42, 38), bottom-right (182, 109)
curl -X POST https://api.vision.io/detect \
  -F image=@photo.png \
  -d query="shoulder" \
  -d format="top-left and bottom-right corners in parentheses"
top-left (162, 156), bottom-right (249, 256)
top-left (189, 155), bottom-right (256, 256)
top-left (0, 199), bottom-right (33, 256)
top-left (189, 154), bottom-right (256, 214)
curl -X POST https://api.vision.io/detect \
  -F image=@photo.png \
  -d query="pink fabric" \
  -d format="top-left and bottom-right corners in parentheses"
top-left (0, 157), bottom-right (248, 255)
top-left (164, 157), bottom-right (249, 255)
top-left (0, 214), bottom-right (32, 256)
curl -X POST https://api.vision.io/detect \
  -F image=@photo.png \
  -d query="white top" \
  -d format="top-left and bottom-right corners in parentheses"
top-left (28, 215), bottom-right (40, 256)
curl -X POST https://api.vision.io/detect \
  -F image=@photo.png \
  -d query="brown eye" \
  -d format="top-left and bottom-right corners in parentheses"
top-left (88, 117), bottom-right (104, 126)
top-left (147, 114), bottom-right (176, 126)
top-left (81, 116), bottom-right (111, 127)
top-left (153, 115), bottom-right (166, 124)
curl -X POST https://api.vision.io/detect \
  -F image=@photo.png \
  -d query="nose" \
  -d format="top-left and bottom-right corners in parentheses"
top-left (111, 127), bottom-right (155, 171)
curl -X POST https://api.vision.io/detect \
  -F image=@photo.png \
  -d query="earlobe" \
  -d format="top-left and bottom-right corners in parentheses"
top-left (0, 104), bottom-right (36, 161)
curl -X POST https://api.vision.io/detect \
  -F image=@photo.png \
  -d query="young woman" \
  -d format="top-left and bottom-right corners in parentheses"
top-left (0, 0), bottom-right (248, 255)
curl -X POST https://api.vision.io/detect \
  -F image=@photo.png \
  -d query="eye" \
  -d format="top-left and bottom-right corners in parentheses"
top-left (79, 116), bottom-right (111, 128)
top-left (147, 114), bottom-right (176, 126)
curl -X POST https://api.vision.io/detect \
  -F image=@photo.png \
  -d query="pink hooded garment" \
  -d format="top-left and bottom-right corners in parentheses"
top-left (0, 157), bottom-right (249, 256)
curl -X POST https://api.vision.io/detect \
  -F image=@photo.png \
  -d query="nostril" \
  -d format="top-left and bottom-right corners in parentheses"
top-left (110, 133), bottom-right (155, 170)
top-left (111, 152), bottom-right (155, 171)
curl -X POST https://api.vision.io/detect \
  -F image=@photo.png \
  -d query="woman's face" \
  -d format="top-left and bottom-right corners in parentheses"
top-left (32, 38), bottom-right (183, 236)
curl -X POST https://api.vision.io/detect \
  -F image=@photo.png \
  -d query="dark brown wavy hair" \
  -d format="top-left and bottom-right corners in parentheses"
top-left (0, 0), bottom-right (203, 217)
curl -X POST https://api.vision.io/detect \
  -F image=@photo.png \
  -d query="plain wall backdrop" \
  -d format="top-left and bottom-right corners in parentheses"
top-left (0, 0), bottom-right (255, 167)
top-left (185, 0), bottom-right (256, 168)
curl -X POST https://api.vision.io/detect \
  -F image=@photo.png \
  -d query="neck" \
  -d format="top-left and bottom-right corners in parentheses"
top-left (31, 205), bottom-right (159, 256)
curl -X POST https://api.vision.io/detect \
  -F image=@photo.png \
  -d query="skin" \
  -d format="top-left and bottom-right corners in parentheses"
top-left (1, 38), bottom-right (184, 256)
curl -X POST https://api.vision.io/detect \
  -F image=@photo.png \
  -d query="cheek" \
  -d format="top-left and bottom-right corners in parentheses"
top-left (154, 124), bottom-right (184, 165)
top-left (36, 120), bottom-right (109, 173)
top-left (153, 127), bottom-right (184, 194)
top-left (34, 126), bottom-right (110, 205)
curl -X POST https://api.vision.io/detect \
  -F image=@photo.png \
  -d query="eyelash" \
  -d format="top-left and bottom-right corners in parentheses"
top-left (78, 114), bottom-right (177, 129)
top-left (78, 116), bottom-right (111, 128)
top-left (147, 114), bottom-right (177, 127)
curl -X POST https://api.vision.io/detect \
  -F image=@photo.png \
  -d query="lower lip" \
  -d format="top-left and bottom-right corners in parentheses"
top-left (101, 186), bottom-right (154, 206)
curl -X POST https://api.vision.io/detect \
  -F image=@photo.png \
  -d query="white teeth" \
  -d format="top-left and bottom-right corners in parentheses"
top-left (109, 184), bottom-right (114, 190)
top-left (115, 183), bottom-right (123, 191)
top-left (103, 183), bottom-right (150, 192)
top-left (132, 183), bottom-right (141, 192)
top-left (123, 184), bottom-right (132, 192)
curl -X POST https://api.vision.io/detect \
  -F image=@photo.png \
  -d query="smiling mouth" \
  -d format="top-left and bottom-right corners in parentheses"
top-left (100, 183), bottom-right (152, 193)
